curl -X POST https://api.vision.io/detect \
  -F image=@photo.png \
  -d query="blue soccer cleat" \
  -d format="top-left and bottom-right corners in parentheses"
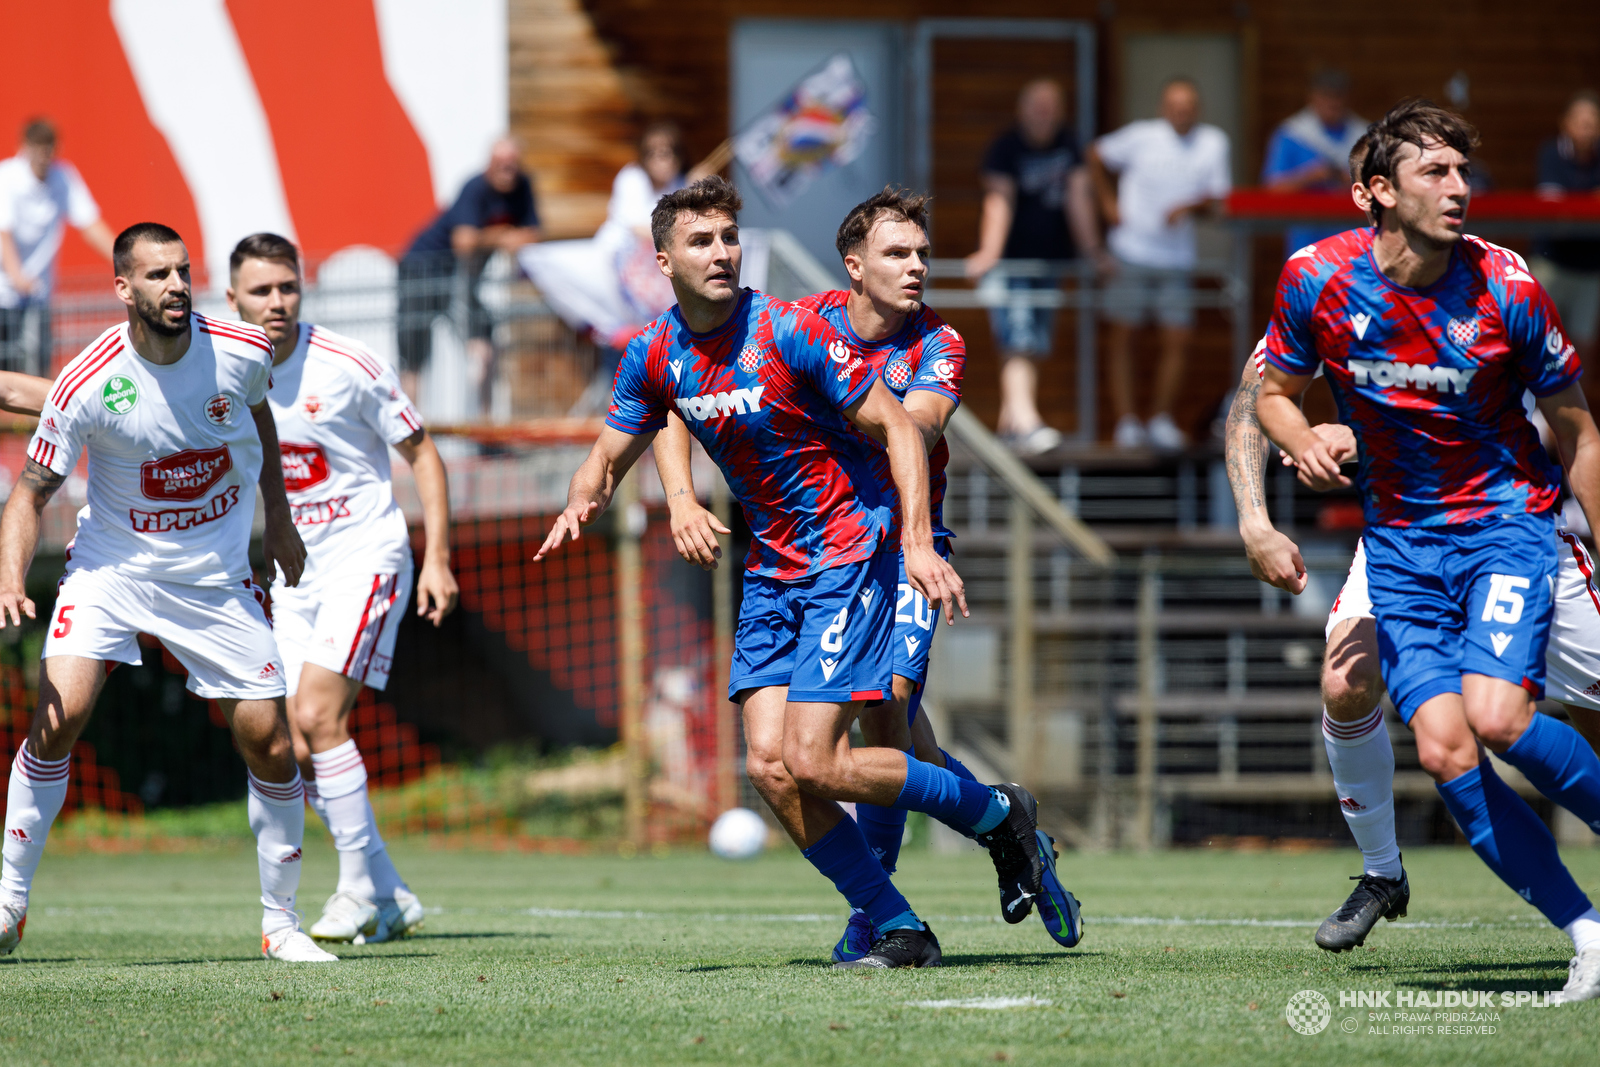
top-left (1034, 830), bottom-right (1083, 948)
top-left (831, 910), bottom-right (878, 964)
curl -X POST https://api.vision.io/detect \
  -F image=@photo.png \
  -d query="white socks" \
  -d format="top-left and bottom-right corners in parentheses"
top-left (1566, 907), bottom-right (1600, 955)
top-left (308, 741), bottom-right (410, 904)
top-left (1323, 707), bottom-right (1404, 880)
top-left (247, 770), bottom-right (306, 935)
top-left (1, 744), bottom-right (70, 908)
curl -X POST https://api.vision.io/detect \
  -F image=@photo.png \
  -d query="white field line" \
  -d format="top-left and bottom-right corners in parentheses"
top-left (908, 997), bottom-right (1053, 1010)
top-left (519, 907), bottom-right (1544, 930)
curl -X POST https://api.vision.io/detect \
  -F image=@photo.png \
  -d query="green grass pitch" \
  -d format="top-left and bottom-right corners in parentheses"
top-left (3, 842), bottom-right (1598, 1066)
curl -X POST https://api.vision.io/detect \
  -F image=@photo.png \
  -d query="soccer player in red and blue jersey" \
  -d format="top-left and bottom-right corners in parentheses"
top-left (535, 178), bottom-right (1046, 969)
top-left (1257, 100), bottom-right (1600, 1000)
top-left (659, 188), bottom-right (1082, 960)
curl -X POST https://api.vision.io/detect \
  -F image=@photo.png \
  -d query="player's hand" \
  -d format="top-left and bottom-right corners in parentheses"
top-left (1310, 422), bottom-right (1357, 464)
top-left (904, 543), bottom-right (968, 625)
top-left (963, 250), bottom-right (999, 282)
top-left (533, 501), bottom-right (602, 562)
top-left (668, 499), bottom-right (730, 571)
top-left (1241, 523), bottom-right (1308, 595)
top-left (264, 512), bottom-right (307, 588)
top-left (416, 556), bottom-right (459, 627)
top-left (1289, 437), bottom-right (1351, 492)
top-left (0, 585), bottom-right (35, 629)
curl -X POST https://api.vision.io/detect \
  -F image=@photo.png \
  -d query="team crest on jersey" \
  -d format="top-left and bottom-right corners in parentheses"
top-left (1446, 316), bottom-right (1480, 348)
top-left (302, 394), bottom-right (326, 421)
top-left (827, 339), bottom-right (851, 364)
top-left (102, 376), bottom-right (138, 415)
top-left (738, 344), bottom-right (766, 373)
top-left (204, 393), bottom-right (235, 426)
top-left (886, 360), bottom-right (912, 389)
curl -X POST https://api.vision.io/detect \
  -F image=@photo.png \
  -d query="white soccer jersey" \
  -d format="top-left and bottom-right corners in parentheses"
top-left (266, 323), bottom-right (421, 585)
top-left (27, 314), bottom-right (272, 586)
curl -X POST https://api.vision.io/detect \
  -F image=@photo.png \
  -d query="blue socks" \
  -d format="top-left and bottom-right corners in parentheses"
top-left (892, 750), bottom-right (994, 828)
top-left (1436, 761), bottom-right (1593, 929)
top-left (1501, 712), bottom-right (1600, 834)
top-left (856, 753), bottom-right (911, 874)
top-left (940, 748), bottom-right (977, 784)
top-left (801, 817), bottom-right (920, 933)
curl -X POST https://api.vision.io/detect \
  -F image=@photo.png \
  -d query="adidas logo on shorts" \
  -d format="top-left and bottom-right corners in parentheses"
top-left (258, 663), bottom-right (280, 680)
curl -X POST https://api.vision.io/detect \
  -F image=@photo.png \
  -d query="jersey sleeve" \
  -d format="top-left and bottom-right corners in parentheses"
top-left (604, 332), bottom-right (667, 434)
top-left (1262, 258), bottom-right (1326, 376)
top-left (361, 363), bottom-right (425, 444)
top-left (907, 320), bottom-right (965, 405)
top-left (27, 389), bottom-right (87, 478)
top-left (780, 306), bottom-right (878, 411)
top-left (1504, 274), bottom-right (1583, 397)
top-left (244, 351), bottom-right (271, 408)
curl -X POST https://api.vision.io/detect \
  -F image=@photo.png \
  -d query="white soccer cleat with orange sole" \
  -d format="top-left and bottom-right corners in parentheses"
top-left (309, 891), bottom-right (379, 943)
top-left (0, 900), bottom-right (25, 956)
top-left (263, 926), bottom-right (339, 962)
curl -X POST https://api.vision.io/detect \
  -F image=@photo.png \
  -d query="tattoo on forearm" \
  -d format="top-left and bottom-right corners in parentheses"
top-left (668, 488), bottom-right (690, 500)
top-left (1224, 378), bottom-right (1271, 513)
top-left (19, 457), bottom-right (64, 504)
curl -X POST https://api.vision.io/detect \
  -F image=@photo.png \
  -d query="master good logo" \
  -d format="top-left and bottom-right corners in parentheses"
top-left (279, 442), bottom-right (330, 492)
top-left (204, 392), bottom-right (235, 426)
top-left (102, 376), bottom-right (139, 414)
top-left (140, 446), bottom-right (232, 501)
top-left (1286, 990), bottom-right (1332, 1035)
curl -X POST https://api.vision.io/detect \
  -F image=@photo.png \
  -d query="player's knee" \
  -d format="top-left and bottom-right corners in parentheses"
top-left (1414, 733), bottom-right (1479, 783)
top-left (1321, 664), bottom-right (1383, 721)
top-left (744, 749), bottom-right (792, 801)
top-left (1467, 702), bottom-right (1533, 753)
top-left (781, 747), bottom-right (839, 797)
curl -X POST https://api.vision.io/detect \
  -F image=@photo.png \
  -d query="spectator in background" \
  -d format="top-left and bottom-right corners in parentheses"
top-left (1261, 70), bottom-right (1368, 255)
top-left (1532, 91), bottom-right (1600, 355)
top-left (0, 118), bottom-right (114, 374)
top-left (1090, 77), bottom-right (1230, 450)
top-left (964, 79), bottom-right (1104, 456)
top-left (397, 137), bottom-right (541, 411)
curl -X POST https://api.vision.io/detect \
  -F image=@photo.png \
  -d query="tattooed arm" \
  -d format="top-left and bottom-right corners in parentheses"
top-left (1224, 360), bottom-right (1308, 594)
top-left (0, 458), bottom-right (64, 626)
top-left (653, 411), bottom-right (729, 571)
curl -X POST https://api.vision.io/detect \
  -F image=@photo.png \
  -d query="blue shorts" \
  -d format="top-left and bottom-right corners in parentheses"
top-left (891, 540), bottom-right (952, 688)
top-left (982, 271), bottom-right (1059, 359)
top-left (1365, 514), bottom-right (1557, 723)
top-left (730, 549), bottom-right (895, 704)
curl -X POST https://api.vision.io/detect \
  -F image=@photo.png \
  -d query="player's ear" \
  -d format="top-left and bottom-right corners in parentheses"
top-left (225, 286), bottom-right (237, 312)
top-left (656, 248), bottom-right (673, 279)
top-left (1368, 174), bottom-right (1398, 209)
top-left (843, 253), bottom-right (864, 284)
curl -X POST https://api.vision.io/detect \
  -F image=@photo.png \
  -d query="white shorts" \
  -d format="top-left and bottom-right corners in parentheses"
top-left (44, 567), bottom-right (286, 700)
top-left (1326, 528), bottom-right (1600, 711)
top-left (271, 569), bottom-right (412, 694)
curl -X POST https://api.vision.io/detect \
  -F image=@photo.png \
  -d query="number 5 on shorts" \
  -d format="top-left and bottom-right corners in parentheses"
top-left (1481, 574), bottom-right (1529, 624)
top-left (53, 604), bottom-right (74, 638)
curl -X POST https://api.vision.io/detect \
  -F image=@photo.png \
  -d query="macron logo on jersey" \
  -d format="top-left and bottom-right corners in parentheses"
top-left (675, 387), bottom-right (766, 422)
top-left (1350, 313), bottom-right (1373, 340)
top-left (1348, 359), bottom-right (1477, 395)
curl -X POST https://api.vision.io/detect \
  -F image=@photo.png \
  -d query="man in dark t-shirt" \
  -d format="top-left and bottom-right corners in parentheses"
top-left (398, 138), bottom-right (541, 407)
top-left (1532, 91), bottom-right (1600, 353)
top-left (964, 80), bottom-right (1105, 455)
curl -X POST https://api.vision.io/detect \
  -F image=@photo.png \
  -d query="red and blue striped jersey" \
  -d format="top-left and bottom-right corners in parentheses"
top-left (606, 289), bottom-right (894, 580)
top-left (796, 290), bottom-right (965, 539)
top-left (1263, 228), bottom-right (1580, 527)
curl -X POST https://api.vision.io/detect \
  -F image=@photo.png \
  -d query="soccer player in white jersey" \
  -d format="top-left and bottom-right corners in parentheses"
top-left (227, 233), bottom-right (458, 944)
top-left (0, 222), bottom-right (335, 962)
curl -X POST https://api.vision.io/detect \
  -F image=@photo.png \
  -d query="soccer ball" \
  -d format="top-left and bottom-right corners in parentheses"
top-left (709, 807), bottom-right (768, 859)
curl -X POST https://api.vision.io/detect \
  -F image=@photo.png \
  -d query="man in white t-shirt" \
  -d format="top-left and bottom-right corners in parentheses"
top-left (0, 119), bottom-right (115, 375)
top-left (0, 222), bottom-right (335, 962)
top-left (227, 233), bottom-right (458, 945)
top-left (1089, 78), bottom-right (1231, 450)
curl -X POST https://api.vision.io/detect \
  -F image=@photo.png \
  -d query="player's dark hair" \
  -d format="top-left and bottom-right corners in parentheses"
top-left (230, 232), bottom-right (301, 279)
top-left (835, 186), bottom-right (931, 260)
top-left (650, 176), bottom-right (742, 252)
top-left (21, 118), bottom-right (55, 147)
top-left (113, 222), bottom-right (185, 278)
top-left (1360, 99), bottom-right (1479, 226)
top-left (1347, 132), bottom-right (1375, 225)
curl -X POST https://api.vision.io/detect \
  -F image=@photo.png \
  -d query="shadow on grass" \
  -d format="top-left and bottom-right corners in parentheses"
top-left (1345, 958), bottom-right (1572, 991)
top-left (775, 952), bottom-right (1093, 969)
top-left (409, 932), bottom-right (542, 941)
top-left (1, 957), bottom-right (82, 964)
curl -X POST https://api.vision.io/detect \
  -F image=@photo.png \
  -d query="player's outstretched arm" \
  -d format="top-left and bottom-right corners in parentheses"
top-left (901, 390), bottom-right (956, 456)
top-left (653, 412), bottom-right (728, 571)
top-left (534, 426), bottom-right (655, 562)
top-left (0, 459), bottom-right (61, 627)
top-left (1538, 383), bottom-right (1600, 538)
top-left (1225, 360), bottom-right (1307, 593)
top-left (0, 372), bottom-right (51, 417)
top-left (846, 380), bottom-right (968, 624)
top-left (394, 428), bottom-right (460, 626)
top-left (1258, 366), bottom-right (1350, 492)
top-left (250, 400), bottom-right (307, 588)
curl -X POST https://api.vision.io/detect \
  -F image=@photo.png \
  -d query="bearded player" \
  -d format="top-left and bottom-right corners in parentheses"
top-left (1257, 100), bottom-right (1600, 1001)
top-left (656, 188), bottom-right (1083, 961)
top-left (226, 233), bottom-right (458, 945)
top-left (0, 223), bottom-right (332, 962)
top-left (537, 178), bottom-right (1047, 970)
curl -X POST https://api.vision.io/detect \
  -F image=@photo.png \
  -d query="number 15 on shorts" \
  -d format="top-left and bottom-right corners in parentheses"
top-left (1481, 574), bottom-right (1530, 624)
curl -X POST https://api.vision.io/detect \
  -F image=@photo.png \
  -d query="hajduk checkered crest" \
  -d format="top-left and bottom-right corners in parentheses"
top-left (738, 345), bottom-right (765, 373)
top-left (886, 360), bottom-right (912, 390)
top-left (1284, 990), bottom-right (1332, 1035)
top-left (1447, 316), bottom-right (1480, 348)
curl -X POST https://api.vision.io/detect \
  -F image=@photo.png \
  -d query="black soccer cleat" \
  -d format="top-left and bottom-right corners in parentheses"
top-left (833, 923), bottom-right (942, 969)
top-left (975, 783), bottom-right (1044, 924)
top-left (1315, 864), bottom-right (1410, 952)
